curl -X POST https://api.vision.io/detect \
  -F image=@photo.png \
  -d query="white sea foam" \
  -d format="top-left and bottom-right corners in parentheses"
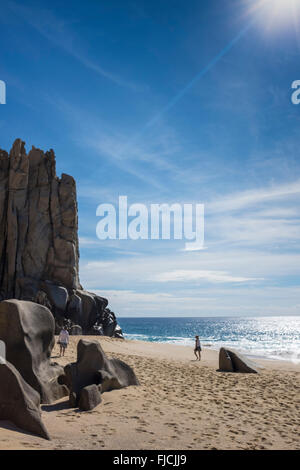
top-left (124, 333), bottom-right (300, 363)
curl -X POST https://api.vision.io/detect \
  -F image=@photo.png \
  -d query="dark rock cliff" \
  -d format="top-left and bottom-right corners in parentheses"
top-left (0, 139), bottom-right (123, 338)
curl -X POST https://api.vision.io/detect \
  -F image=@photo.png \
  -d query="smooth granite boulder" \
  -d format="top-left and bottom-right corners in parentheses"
top-left (75, 290), bottom-right (98, 331)
top-left (112, 324), bottom-right (124, 339)
top-left (75, 290), bottom-right (109, 333)
top-left (219, 348), bottom-right (259, 373)
top-left (78, 384), bottom-right (102, 411)
top-left (219, 348), bottom-right (235, 372)
top-left (0, 299), bottom-right (69, 403)
top-left (41, 281), bottom-right (69, 312)
top-left (97, 370), bottom-right (124, 393)
top-left (70, 324), bottom-right (83, 335)
top-left (62, 339), bottom-right (139, 407)
top-left (0, 360), bottom-right (50, 439)
top-left (66, 294), bottom-right (82, 324)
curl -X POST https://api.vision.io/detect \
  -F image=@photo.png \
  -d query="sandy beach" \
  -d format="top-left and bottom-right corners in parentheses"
top-left (0, 336), bottom-right (299, 450)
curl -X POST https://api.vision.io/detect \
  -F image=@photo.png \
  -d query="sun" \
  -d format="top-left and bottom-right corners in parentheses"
top-left (245, 0), bottom-right (300, 32)
top-left (270, 0), bottom-right (299, 7)
top-left (267, 0), bottom-right (300, 15)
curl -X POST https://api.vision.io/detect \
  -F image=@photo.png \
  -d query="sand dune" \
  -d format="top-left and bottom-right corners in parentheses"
top-left (0, 336), bottom-right (299, 450)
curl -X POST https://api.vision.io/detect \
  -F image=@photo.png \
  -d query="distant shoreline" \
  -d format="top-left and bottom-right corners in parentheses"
top-left (115, 336), bottom-right (300, 372)
top-left (121, 334), bottom-right (300, 365)
top-left (119, 315), bottom-right (300, 366)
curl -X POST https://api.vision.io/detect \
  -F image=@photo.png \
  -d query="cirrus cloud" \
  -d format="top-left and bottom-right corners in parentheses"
top-left (151, 270), bottom-right (263, 283)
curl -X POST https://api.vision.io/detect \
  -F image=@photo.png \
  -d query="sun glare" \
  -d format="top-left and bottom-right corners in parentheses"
top-left (246, 0), bottom-right (300, 32)
top-left (268, 0), bottom-right (300, 15)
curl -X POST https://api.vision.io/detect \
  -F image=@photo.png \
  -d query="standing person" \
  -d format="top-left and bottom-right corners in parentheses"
top-left (58, 326), bottom-right (69, 357)
top-left (194, 335), bottom-right (202, 361)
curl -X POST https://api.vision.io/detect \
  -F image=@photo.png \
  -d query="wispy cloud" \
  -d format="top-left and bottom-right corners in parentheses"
top-left (83, 260), bottom-right (115, 270)
top-left (90, 285), bottom-right (300, 317)
top-left (202, 179), bottom-right (300, 249)
top-left (79, 237), bottom-right (102, 247)
top-left (207, 214), bottom-right (300, 247)
top-left (6, 0), bottom-right (141, 91)
top-left (80, 250), bottom-right (300, 289)
top-left (208, 179), bottom-right (300, 214)
top-left (45, 95), bottom-right (188, 191)
top-left (152, 270), bottom-right (261, 283)
top-left (94, 289), bottom-right (173, 303)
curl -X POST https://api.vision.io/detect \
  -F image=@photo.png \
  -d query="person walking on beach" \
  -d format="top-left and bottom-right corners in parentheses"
top-left (194, 335), bottom-right (202, 361)
top-left (58, 326), bottom-right (69, 357)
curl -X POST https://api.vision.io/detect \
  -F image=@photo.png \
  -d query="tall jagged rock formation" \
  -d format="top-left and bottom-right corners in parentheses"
top-left (0, 139), bottom-right (122, 337)
top-left (0, 139), bottom-right (79, 297)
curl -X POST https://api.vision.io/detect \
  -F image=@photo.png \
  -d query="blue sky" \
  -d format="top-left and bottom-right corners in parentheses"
top-left (1, 0), bottom-right (300, 316)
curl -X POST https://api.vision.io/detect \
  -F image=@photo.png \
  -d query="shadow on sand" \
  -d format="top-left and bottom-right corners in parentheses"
top-left (0, 420), bottom-right (38, 438)
top-left (41, 399), bottom-right (70, 412)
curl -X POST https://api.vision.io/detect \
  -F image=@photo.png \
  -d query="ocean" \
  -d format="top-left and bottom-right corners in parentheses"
top-left (117, 316), bottom-right (300, 364)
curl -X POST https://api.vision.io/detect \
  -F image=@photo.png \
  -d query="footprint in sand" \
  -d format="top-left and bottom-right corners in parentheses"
top-left (135, 427), bottom-right (148, 433)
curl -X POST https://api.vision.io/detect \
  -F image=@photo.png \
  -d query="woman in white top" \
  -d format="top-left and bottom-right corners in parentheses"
top-left (194, 335), bottom-right (202, 361)
top-left (58, 327), bottom-right (69, 357)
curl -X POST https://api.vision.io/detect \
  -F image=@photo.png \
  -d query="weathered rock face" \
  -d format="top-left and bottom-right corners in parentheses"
top-left (0, 139), bottom-right (79, 298)
top-left (0, 140), bottom-right (122, 337)
top-left (0, 360), bottom-right (50, 440)
top-left (0, 299), bottom-right (68, 403)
